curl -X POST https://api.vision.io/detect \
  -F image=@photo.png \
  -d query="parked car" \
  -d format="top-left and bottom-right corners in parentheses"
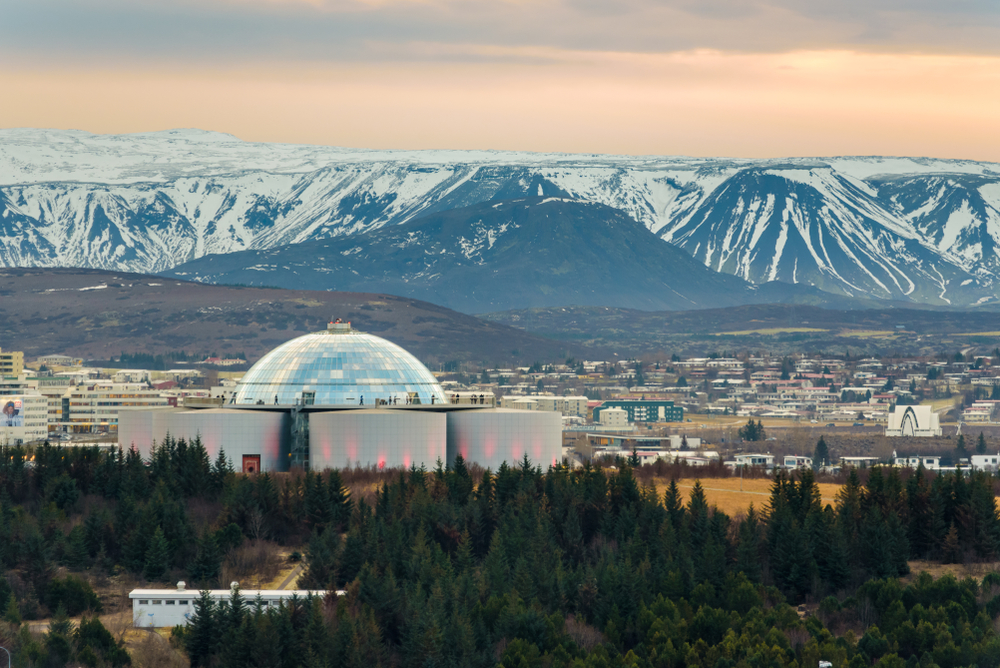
top-left (853, 422), bottom-right (865, 427)
top-left (825, 423), bottom-right (836, 427)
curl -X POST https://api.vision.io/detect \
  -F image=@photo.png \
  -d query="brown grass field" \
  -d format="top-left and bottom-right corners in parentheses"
top-left (653, 477), bottom-right (843, 516)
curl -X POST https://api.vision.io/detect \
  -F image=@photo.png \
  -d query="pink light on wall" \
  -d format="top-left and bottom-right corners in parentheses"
top-left (511, 438), bottom-right (523, 463)
top-left (532, 436), bottom-right (543, 464)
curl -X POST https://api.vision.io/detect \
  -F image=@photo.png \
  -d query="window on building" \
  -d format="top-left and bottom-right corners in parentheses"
top-left (179, 600), bottom-right (189, 605)
top-left (166, 600), bottom-right (175, 605)
top-left (152, 600), bottom-right (162, 605)
top-left (138, 600), bottom-right (149, 605)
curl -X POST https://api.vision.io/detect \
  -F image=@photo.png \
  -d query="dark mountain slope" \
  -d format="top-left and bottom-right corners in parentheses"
top-left (166, 197), bottom-right (764, 313)
top-left (0, 267), bottom-right (595, 363)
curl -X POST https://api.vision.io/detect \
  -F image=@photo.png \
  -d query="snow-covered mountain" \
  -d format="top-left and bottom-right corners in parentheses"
top-left (2, 128), bottom-right (1000, 306)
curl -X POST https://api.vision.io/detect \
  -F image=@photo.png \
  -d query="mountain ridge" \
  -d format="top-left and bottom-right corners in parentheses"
top-left (4, 129), bottom-right (1000, 307)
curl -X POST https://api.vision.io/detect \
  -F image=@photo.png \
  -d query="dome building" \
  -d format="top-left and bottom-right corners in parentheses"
top-left (118, 320), bottom-right (561, 472)
top-left (233, 320), bottom-right (448, 407)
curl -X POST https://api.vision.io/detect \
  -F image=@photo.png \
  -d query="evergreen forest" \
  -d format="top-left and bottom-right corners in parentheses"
top-left (4, 439), bottom-right (1000, 667)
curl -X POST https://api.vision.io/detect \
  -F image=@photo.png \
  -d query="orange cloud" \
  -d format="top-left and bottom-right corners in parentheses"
top-left (1, 49), bottom-right (999, 160)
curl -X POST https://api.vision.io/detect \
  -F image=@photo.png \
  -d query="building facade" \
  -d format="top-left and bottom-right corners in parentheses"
top-left (119, 408), bottom-right (289, 472)
top-left (130, 584), bottom-right (334, 628)
top-left (310, 409), bottom-right (446, 470)
top-left (0, 348), bottom-right (24, 377)
top-left (885, 405), bottom-right (941, 437)
top-left (446, 409), bottom-right (562, 471)
top-left (593, 400), bottom-right (683, 423)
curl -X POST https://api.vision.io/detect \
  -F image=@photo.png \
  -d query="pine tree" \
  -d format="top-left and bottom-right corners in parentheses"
top-left (978, 431), bottom-right (988, 454)
top-left (186, 590), bottom-right (217, 668)
top-left (735, 505), bottom-right (761, 582)
top-left (664, 478), bottom-right (686, 532)
top-left (956, 434), bottom-right (968, 459)
top-left (813, 436), bottom-right (830, 469)
top-left (143, 526), bottom-right (170, 581)
top-left (941, 523), bottom-right (962, 564)
top-left (191, 531), bottom-right (222, 584)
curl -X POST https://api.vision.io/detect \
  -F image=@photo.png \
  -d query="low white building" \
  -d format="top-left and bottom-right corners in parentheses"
top-left (599, 407), bottom-right (628, 428)
top-left (732, 453), bottom-right (774, 468)
top-left (782, 455), bottom-right (813, 469)
top-left (114, 369), bottom-right (151, 384)
top-left (892, 451), bottom-right (942, 470)
top-left (885, 405), bottom-right (941, 437)
top-left (130, 583), bottom-right (337, 628)
top-left (667, 435), bottom-right (702, 450)
top-left (840, 456), bottom-right (881, 468)
top-left (971, 453), bottom-right (1000, 472)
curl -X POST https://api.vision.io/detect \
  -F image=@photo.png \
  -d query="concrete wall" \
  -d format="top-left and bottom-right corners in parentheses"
top-left (446, 409), bottom-right (562, 470)
top-left (118, 408), bottom-right (290, 472)
top-left (309, 409), bottom-right (446, 470)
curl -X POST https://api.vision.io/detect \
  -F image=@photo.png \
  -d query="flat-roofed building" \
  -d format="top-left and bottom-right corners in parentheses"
top-left (0, 348), bottom-right (24, 377)
top-left (593, 400), bottom-right (683, 423)
top-left (0, 393), bottom-right (49, 444)
top-left (733, 453), bottom-right (775, 468)
top-left (130, 583), bottom-right (338, 628)
top-left (61, 382), bottom-right (172, 433)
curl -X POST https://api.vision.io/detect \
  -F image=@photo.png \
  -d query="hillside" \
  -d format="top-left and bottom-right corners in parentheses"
top-left (165, 197), bottom-right (756, 313)
top-left (0, 267), bottom-right (597, 363)
top-left (480, 302), bottom-right (1000, 356)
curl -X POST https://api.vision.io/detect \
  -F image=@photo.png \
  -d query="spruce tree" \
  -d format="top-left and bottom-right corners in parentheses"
top-left (813, 436), bottom-right (830, 470)
top-left (956, 434), bottom-right (968, 459)
top-left (191, 531), bottom-right (222, 584)
top-left (978, 431), bottom-right (988, 454)
top-left (143, 526), bottom-right (170, 581)
top-left (186, 590), bottom-right (217, 668)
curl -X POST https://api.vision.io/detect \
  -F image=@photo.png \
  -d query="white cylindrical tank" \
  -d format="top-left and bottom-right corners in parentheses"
top-left (446, 409), bottom-right (561, 471)
top-left (118, 408), bottom-right (289, 472)
top-left (309, 409), bottom-right (446, 470)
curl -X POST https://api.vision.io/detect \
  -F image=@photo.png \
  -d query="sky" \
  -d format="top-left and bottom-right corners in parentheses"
top-left (2, 0), bottom-right (1000, 159)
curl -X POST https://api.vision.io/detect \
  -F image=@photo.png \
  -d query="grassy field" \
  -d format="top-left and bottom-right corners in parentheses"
top-left (838, 329), bottom-right (898, 338)
top-left (653, 477), bottom-right (843, 515)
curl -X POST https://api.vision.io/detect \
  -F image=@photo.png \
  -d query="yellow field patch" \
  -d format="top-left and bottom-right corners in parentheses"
top-left (651, 477), bottom-right (843, 516)
top-left (838, 329), bottom-right (897, 338)
top-left (955, 332), bottom-right (1000, 337)
top-left (290, 298), bottom-right (323, 307)
top-left (716, 327), bottom-right (828, 336)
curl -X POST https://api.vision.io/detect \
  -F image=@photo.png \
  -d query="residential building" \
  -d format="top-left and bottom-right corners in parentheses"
top-left (593, 399), bottom-right (683, 423)
top-left (892, 451), bottom-right (943, 470)
top-left (733, 453), bottom-right (775, 468)
top-left (599, 408), bottom-right (628, 428)
top-left (0, 348), bottom-right (24, 377)
top-left (59, 382), bottom-right (172, 433)
top-left (971, 453), bottom-right (1000, 472)
top-left (782, 455), bottom-right (813, 469)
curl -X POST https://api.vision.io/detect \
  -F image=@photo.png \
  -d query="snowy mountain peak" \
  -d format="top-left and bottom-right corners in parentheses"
top-left (3, 130), bottom-right (1000, 307)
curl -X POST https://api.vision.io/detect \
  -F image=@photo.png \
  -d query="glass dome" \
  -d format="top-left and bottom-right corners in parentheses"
top-left (233, 322), bottom-right (448, 406)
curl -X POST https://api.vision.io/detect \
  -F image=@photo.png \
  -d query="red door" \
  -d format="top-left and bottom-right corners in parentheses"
top-left (242, 455), bottom-right (261, 474)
